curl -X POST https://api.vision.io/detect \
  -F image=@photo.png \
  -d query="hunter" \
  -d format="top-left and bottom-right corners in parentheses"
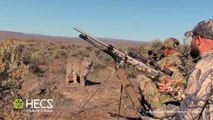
top-left (136, 37), bottom-right (191, 119)
top-left (159, 19), bottom-right (213, 120)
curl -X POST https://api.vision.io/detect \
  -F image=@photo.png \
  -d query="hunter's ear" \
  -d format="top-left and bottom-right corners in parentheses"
top-left (195, 36), bottom-right (202, 46)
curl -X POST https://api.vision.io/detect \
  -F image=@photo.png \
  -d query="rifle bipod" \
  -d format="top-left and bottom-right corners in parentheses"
top-left (117, 84), bottom-right (128, 120)
top-left (78, 62), bottom-right (124, 113)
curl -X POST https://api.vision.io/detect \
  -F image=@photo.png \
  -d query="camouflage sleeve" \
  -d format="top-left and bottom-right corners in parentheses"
top-left (174, 68), bottom-right (213, 120)
top-left (158, 55), bottom-right (186, 101)
top-left (166, 83), bottom-right (185, 101)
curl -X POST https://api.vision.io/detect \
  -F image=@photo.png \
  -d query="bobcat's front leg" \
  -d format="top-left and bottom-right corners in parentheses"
top-left (80, 75), bottom-right (86, 86)
top-left (72, 71), bottom-right (78, 84)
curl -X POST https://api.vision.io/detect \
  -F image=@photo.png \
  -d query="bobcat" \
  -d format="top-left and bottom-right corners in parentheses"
top-left (65, 57), bottom-right (93, 86)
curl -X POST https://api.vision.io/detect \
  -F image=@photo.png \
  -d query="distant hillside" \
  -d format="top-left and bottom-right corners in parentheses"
top-left (0, 30), bottom-right (149, 45)
top-left (0, 30), bottom-right (75, 41)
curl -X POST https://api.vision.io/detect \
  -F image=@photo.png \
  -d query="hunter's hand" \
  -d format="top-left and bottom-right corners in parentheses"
top-left (157, 77), bottom-right (173, 93)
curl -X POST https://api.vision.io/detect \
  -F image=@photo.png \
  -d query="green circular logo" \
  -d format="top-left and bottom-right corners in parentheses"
top-left (14, 99), bottom-right (24, 109)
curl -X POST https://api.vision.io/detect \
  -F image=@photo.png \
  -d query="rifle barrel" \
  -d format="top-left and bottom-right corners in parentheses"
top-left (74, 27), bottom-right (109, 47)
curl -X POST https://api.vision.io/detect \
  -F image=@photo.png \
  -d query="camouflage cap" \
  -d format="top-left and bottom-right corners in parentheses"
top-left (184, 19), bottom-right (213, 40)
top-left (163, 37), bottom-right (180, 49)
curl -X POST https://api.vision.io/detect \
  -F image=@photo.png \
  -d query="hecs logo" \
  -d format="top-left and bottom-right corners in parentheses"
top-left (13, 99), bottom-right (24, 109)
top-left (13, 98), bottom-right (53, 112)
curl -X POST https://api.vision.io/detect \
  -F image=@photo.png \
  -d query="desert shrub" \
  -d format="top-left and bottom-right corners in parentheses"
top-left (150, 39), bottom-right (163, 49)
top-left (66, 43), bottom-right (74, 50)
top-left (59, 44), bottom-right (66, 49)
top-left (144, 39), bottom-right (165, 58)
top-left (117, 46), bottom-right (127, 53)
top-left (53, 49), bottom-right (68, 59)
top-left (92, 49), bottom-right (114, 70)
top-left (85, 46), bottom-right (93, 52)
top-left (46, 44), bottom-right (55, 51)
top-left (72, 50), bottom-right (90, 58)
top-left (28, 59), bottom-right (44, 76)
top-left (50, 42), bottom-right (56, 46)
top-left (178, 44), bottom-right (191, 56)
top-left (124, 65), bottom-right (140, 78)
top-left (93, 62), bottom-right (107, 70)
top-left (0, 39), bottom-right (28, 119)
top-left (15, 43), bottom-right (45, 76)
top-left (137, 44), bottom-right (151, 57)
top-left (94, 50), bottom-right (112, 62)
top-left (94, 49), bottom-right (101, 56)
top-left (31, 50), bottom-right (48, 64)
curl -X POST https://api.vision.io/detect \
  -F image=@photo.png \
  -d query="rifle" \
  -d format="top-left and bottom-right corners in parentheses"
top-left (73, 27), bottom-right (173, 77)
top-left (73, 27), bottom-right (173, 116)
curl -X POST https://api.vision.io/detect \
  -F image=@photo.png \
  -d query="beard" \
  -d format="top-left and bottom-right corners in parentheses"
top-left (190, 44), bottom-right (200, 59)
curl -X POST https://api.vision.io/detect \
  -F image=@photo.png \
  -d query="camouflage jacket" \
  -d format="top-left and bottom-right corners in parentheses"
top-left (174, 49), bottom-right (213, 120)
top-left (157, 52), bottom-right (188, 101)
top-left (138, 52), bottom-right (189, 119)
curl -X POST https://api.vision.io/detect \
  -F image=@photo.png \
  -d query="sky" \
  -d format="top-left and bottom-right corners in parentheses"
top-left (0, 0), bottom-right (212, 41)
